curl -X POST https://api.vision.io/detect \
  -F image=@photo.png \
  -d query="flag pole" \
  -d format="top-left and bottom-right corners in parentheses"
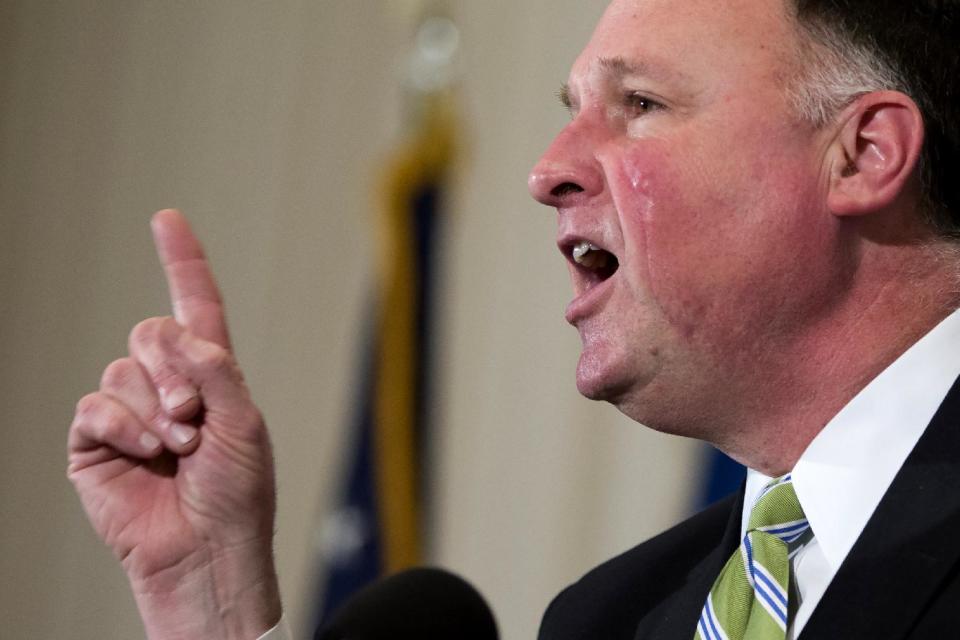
top-left (311, 3), bottom-right (461, 628)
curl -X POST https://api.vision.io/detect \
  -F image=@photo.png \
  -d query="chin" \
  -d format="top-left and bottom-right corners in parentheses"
top-left (574, 347), bottom-right (704, 437)
top-left (574, 350), bottom-right (643, 404)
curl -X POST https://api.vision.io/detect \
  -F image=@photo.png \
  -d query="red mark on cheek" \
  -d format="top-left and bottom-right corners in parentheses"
top-left (617, 151), bottom-right (659, 223)
top-left (613, 145), bottom-right (708, 334)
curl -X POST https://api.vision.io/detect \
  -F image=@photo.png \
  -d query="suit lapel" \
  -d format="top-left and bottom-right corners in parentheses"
top-left (635, 488), bottom-right (745, 640)
top-left (800, 374), bottom-right (960, 638)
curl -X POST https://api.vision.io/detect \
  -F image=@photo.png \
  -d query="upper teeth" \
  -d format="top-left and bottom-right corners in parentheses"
top-left (572, 242), bottom-right (600, 264)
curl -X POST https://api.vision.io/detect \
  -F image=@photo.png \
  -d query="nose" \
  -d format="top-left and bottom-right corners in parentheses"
top-left (528, 117), bottom-right (604, 208)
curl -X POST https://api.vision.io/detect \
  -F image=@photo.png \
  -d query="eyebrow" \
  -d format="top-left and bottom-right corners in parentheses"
top-left (599, 55), bottom-right (685, 84)
top-left (598, 55), bottom-right (647, 78)
top-left (557, 55), bottom-right (682, 111)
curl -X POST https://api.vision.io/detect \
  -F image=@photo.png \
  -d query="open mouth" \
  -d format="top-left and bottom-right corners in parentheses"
top-left (566, 240), bottom-right (619, 289)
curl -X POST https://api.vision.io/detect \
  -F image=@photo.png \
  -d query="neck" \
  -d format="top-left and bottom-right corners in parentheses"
top-left (720, 239), bottom-right (960, 476)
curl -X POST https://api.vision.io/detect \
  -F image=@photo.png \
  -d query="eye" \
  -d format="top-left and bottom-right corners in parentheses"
top-left (623, 91), bottom-right (663, 117)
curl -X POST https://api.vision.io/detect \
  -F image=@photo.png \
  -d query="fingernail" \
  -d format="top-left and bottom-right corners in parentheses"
top-left (162, 387), bottom-right (196, 412)
top-left (171, 423), bottom-right (198, 446)
top-left (140, 432), bottom-right (162, 452)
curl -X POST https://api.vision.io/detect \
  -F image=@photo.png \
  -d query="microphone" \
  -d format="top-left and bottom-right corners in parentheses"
top-left (315, 567), bottom-right (499, 640)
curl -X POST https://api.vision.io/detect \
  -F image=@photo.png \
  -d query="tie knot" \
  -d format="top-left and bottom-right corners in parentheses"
top-left (747, 475), bottom-right (809, 544)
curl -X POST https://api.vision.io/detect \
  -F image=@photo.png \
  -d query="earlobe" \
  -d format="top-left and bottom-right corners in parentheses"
top-left (826, 91), bottom-right (924, 217)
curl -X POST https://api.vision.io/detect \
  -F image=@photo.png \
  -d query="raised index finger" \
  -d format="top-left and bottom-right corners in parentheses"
top-left (151, 209), bottom-right (232, 350)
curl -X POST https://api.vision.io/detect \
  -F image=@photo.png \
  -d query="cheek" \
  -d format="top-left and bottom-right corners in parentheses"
top-left (609, 144), bottom-right (736, 315)
top-left (609, 141), bottom-right (825, 335)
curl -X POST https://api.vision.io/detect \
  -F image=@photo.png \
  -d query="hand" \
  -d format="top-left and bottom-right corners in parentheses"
top-left (68, 210), bottom-right (281, 639)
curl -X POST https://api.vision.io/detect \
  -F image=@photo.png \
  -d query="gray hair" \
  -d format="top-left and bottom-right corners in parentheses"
top-left (787, 17), bottom-right (906, 128)
top-left (785, 11), bottom-right (954, 236)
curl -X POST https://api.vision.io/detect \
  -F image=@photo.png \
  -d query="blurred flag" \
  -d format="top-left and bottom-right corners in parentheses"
top-left (311, 14), bottom-right (460, 628)
top-left (695, 447), bottom-right (746, 509)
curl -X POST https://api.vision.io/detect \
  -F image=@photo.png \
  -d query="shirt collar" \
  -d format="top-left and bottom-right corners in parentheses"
top-left (742, 307), bottom-right (960, 569)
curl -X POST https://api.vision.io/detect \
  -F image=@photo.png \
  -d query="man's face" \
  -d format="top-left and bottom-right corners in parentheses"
top-left (529, 0), bottom-right (843, 437)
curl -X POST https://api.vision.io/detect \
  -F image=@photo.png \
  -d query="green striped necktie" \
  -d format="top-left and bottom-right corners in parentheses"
top-left (695, 475), bottom-right (809, 640)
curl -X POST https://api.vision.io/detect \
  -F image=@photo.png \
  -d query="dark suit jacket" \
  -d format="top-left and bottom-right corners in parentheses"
top-left (538, 377), bottom-right (960, 639)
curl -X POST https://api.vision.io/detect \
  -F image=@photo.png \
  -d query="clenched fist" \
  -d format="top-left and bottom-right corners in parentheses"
top-left (68, 210), bottom-right (282, 640)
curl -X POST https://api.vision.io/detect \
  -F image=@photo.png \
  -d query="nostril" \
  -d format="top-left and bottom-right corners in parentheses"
top-left (551, 182), bottom-right (584, 198)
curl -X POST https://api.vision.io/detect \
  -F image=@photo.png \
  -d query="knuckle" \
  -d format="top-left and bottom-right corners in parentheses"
top-left (74, 392), bottom-right (102, 420)
top-left (128, 316), bottom-right (176, 351)
top-left (92, 406), bottom-right (130, 443)
top-left (129, 317), bottom-right (185, 388)
top-left (151, 364), bottom-right (182, 390)
top-left (100, 357), bottom-right (137, 390)
top-left (197, 343), bottom-right (231, 373)
top-left (128, 318), bottom-right (159, 350)
top-left (95, 408), bottom-right (126, 442)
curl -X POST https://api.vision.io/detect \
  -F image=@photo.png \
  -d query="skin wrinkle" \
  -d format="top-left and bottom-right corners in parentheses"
top-left (567, 1), bottom-right (823, 411)
top-left (599, 54), bottom-right (696, 96)
top-left (530, 0), bottom-right (960, 474)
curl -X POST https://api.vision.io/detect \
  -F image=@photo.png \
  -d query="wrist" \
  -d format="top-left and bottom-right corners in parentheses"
top-left (130, 541), bottom-right (282, 640)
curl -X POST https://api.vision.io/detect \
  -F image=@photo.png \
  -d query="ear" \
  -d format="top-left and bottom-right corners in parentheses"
top-left (826, 91), bottom-right (925, 217)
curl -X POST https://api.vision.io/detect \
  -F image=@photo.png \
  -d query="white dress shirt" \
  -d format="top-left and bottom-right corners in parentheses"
top-left (265, 309), bottom-right (960, 640)
top-left (742, 307), bottom-right (960, 639)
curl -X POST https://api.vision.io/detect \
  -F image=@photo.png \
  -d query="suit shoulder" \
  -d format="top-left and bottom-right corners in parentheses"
top-left (538, 493), bottom-right (739, 640)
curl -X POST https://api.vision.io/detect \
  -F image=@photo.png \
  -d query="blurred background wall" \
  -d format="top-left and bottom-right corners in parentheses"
top-left (0, 1), bottom-right (704, 638)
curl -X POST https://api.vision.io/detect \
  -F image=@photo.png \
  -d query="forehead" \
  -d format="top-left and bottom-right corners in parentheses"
top-left (570, 0), bottom-right (799, 90)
